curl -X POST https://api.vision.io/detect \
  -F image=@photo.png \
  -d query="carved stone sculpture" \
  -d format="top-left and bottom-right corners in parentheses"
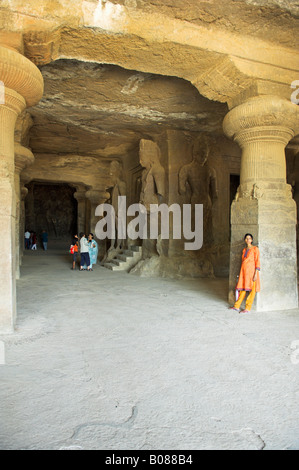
top-left (139, 139), bottom-right (165, 210)
top-left (179, 134), bottom-right (218, 242)
top-left (102, 160), bottom-right (127, 263)
top-left (139, 139), bottom-right (165, 257)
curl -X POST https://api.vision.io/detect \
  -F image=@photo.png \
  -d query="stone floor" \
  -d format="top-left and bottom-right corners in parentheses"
top-left (0, 244), bottom-right (298, 450)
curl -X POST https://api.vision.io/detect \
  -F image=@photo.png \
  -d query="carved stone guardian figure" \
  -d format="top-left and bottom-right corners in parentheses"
top-left (179, 134), bottom-right (218, 243)
top-left (139, 139), bottom-right (165, 257)
top-left (102, 160), bottom-right (127, 263)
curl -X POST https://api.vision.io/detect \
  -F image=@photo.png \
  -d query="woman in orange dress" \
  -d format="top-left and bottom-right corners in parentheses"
top-left (231, 233), bottom-right (260, 314)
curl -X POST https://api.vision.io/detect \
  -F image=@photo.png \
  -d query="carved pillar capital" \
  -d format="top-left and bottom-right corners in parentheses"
top-left (14, 144), bottom-right (35, 175)
top-left (0, 87), bottom-right (26, 116)
top-left (74, 190), bottom-right (87, 203)
top-left (0, 45), bottom-right (44, 107)
top-left (223, 95), bottom-right (299, 192)
top-left (20, 184), bottom-right (29, 201)
top-left (223, 95), bottom-right (299, 145)
top-left (86, 189), bottom-right (110, 205)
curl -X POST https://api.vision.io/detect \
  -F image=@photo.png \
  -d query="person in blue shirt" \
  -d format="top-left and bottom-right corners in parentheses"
top-left (41, 230), bottom-right (48, 251)
top-left (88, 233), bottom-right (98, 270)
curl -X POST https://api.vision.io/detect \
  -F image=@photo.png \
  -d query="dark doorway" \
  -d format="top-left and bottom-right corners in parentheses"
top-left (229, 174), bottom-right (240, 237)
top-left (230, 174), bottom-right (240, 206)
top-left (25, 182), bottom-right (77, 239)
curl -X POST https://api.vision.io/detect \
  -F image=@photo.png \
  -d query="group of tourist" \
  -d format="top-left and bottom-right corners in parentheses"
top-left (24, 230), bottom-right (48, 251)
top-left (24, 228), bottom-right (98, 271)
top-left (24, 226), bottom-right (258, 309)
top-left (72, 230), bottom-right (260, 311)
top-left (70, 232), bottom-right (98, 271)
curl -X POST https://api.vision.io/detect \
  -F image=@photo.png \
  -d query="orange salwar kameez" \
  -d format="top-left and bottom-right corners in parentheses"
top-left (234, 245), bottom-right (260, 311)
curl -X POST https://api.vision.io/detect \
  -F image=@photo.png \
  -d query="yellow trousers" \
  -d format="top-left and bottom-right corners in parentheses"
top-left (234, 281), bottom-right (256, 311)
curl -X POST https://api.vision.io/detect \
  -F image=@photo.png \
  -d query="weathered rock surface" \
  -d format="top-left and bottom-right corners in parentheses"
top-left (28, 59), bottom-right (227, 157)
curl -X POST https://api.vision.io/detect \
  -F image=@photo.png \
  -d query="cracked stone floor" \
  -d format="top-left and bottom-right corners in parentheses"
top-left (0, 244), bottom-right (298, 450)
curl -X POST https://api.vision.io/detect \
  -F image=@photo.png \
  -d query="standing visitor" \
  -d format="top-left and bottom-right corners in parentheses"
top-left (41, 230), bottom-right (48, 251)
top-left (88, 233), bottom-right (98, 271)
top-left (31, 232), bottom-right (37, 250)
top-left (79, 232), bottom-right (91, 271)
top-left (29, 231), bottom-right (34, 249)
top-left (24, 229), bottom-right (30, 250)
top-left (230, 233), bottom-right (260, 314)
top-left (70, 234), bottom-right (79, 270)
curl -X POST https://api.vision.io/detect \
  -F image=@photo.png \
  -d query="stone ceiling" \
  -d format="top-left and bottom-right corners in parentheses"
top-left (28, 59), bottom-right (228, 157)
top-left (110, 0), bottom-right (299, 48)
top-left (2, 0), bottom-right (298, 159)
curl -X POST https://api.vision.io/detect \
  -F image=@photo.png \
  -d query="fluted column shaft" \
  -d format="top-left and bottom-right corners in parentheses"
top-left (223, 95), bottom-right (299, 312)
top-left (0, 89), bottom-right (26, 332)
top-left (0, 45), bottom-right (43, 333)
top-left (14, 144), bottom-right (34, 279)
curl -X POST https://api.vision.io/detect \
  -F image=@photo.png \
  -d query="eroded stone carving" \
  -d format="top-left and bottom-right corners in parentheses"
top-left (139, 139), bottom-right (165, 258)
top-left (179, 134), bottom-right (218, 242)
top-left (139, 139), bottom-right (165, 210)
top-left (102, 160), bottom-right (127, 263)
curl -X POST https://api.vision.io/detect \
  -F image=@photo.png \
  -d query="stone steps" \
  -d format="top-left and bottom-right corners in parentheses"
top-left (104, 245), bottom-right (142, 272)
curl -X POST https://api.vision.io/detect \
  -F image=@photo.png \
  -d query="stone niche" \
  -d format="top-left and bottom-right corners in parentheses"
top-left (25, 182), bottom-right (77, 240)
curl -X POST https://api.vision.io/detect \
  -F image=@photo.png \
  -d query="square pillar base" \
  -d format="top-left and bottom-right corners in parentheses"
top-left (229, 193), bottom-right (298, 312)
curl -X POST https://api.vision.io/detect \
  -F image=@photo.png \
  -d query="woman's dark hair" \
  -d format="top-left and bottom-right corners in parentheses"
top-left (244, 233), bottom-right (253, 241)
top-left (79, 232), bottom-right (85, 238)
top-left (89, 233), bottom-right (94, 239)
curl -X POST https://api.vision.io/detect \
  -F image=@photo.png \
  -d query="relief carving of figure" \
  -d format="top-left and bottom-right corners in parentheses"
top-left (178, 134), bottom-right (218, 241)
top-left (139, 139), bottom-right (165, 256)
top-left (139, 139), bottom-right (165, 211)
top-left (102, 160), bottom-right (127, 262)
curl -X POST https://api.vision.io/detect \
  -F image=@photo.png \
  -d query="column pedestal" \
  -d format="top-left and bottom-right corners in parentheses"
top-left (229, 186), bottom-right (297, 311)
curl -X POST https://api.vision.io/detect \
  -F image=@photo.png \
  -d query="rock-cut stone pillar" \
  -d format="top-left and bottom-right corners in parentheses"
top-left (86, 189), bottom-right (110, 261)
top-left (74, 187), bottom-right (87, 236)
top-left (223, 95), bottom-right (299, 312)
top-left (0, 45), bottom-right (43, 333)
top-left (20, 183), bottom-right (29, 268)
top-left (14, 144), bottom-right (34, 280)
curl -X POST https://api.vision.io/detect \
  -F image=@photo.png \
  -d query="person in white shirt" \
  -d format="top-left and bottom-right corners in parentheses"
top-left (79, 233), bottom-right (91, 271)
top-left (24, 230), bottom-right (31, 250)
